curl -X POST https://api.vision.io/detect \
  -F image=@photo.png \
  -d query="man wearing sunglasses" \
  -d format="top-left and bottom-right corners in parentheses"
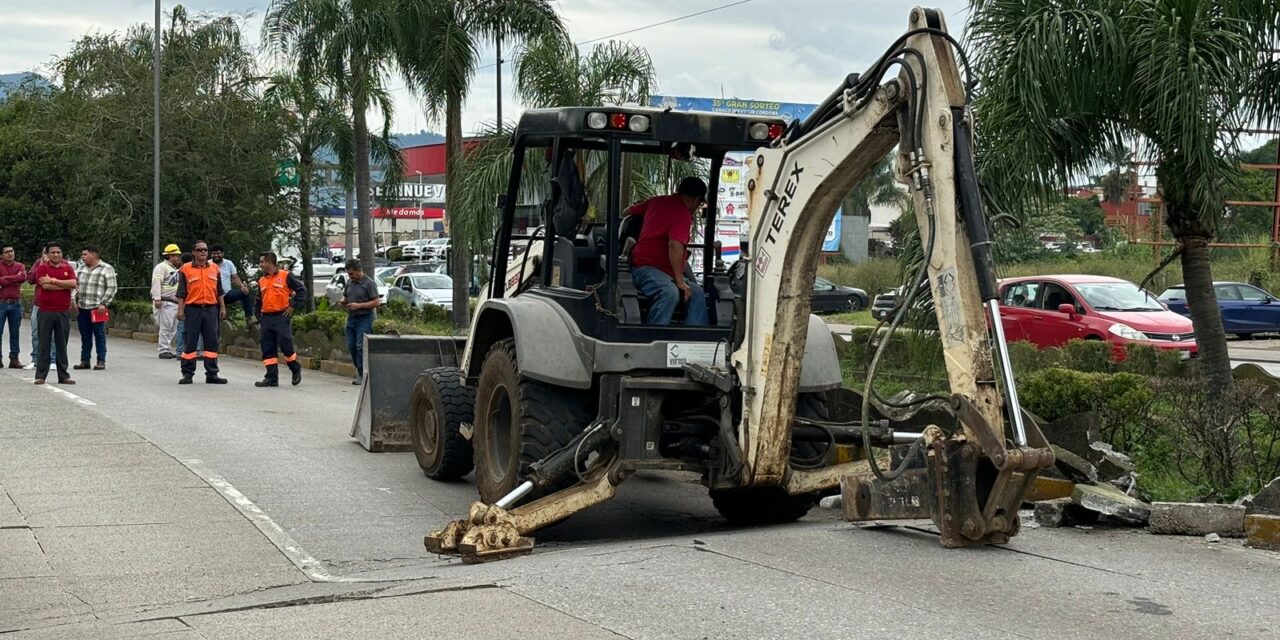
top-left (625, 176), bottom-right (709, 326)
top-left (175, 241), bottom-right (227, 384)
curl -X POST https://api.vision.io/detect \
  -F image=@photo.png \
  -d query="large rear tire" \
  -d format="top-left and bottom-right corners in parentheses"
top-left (710, 392), bottom-right (828, 525)
top-left (409, 367), bottom-right (475, 481)
top-left (472, 338), bottom-right (592, 504)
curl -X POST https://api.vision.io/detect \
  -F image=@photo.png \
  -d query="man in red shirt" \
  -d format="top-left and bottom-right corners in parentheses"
top-left (0, 245), bottom-right (25, 368)
top-left (626, 176), bottom-right (709, 325)
top-left (31, 242), bottom-right (77, 385)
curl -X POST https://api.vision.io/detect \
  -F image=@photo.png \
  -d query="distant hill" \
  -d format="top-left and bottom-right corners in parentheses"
top-left (0, 72), bottom-right (50, 100)
top-left (393, 130), bottom-right (445, 148)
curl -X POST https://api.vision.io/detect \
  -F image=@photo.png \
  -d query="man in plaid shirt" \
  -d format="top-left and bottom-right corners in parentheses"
top-left (74, 244), bottom-right (117, 370)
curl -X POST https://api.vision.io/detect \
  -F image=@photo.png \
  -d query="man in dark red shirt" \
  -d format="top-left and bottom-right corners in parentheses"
top-left (31, 241), bottom-right (77, 385)
top-left (0, 245), bottom-right (26, 368)
top-left (626, 176), bottom-right (709, 326)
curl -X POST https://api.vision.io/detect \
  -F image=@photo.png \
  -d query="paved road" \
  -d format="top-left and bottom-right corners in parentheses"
top-left (3, 328), bottom-right (1279, 638)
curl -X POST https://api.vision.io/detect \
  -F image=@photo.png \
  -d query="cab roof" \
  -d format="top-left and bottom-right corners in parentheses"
top-left (512, 106), bottom-right (787, 153)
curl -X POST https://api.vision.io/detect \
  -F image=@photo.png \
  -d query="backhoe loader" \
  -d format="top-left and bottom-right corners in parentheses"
top-left (399, 7), bottom-right (1054, 563)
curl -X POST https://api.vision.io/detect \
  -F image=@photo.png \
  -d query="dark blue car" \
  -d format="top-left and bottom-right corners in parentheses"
top-left (1158, 282), bottom-right (1280, 338)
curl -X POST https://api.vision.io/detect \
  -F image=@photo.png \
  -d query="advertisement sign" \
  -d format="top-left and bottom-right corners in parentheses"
top-left (652, 95), bottom-right (840, 252)
top-left (372, 207), bottom-right (445, 219)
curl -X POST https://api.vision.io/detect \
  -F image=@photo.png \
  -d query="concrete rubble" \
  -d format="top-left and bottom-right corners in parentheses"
top-left (1247, 476), bottom-right (1280, 516)
top-left (1072, 484), bottom-right (1151, 526)
top-left (1149, 502), bottom-right (1245, 538)
top-left (1245, 513), bottom-right (1280, 551)
top-left (1034, 497), bottom-right (1100, 528)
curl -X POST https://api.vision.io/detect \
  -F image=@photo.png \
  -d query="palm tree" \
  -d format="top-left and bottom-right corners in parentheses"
top-left (410, 0), bottom-right (565, 329)
top-left (264, 73), bottom-right (345, 308)
top-left (968, 0), bottom-right (1280, 409)
top-left (444, 36), bottom-right (672, 283)
top-left (263, 0), bottom-right (417, 275)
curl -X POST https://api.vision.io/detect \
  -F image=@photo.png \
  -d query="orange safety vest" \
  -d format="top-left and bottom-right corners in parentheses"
top-left (258, 270), bottom-right (292, 314)
top-left (180, 262), bottom-right (221, 305)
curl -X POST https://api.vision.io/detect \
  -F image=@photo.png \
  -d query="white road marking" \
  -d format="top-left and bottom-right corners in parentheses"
top-left (178, 457), bottom-right (345, 582)
top-left (45, 384), bottom-right (97, 406)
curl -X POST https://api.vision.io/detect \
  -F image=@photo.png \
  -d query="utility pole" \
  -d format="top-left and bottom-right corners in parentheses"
top-left (495, 36), bottom-right (502, 132)
top-left (152, 0), bottom-right (162, 265)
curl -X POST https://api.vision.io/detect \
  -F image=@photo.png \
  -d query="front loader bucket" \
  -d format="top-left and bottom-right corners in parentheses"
top-left (350, 335), bottom-right (466, 452)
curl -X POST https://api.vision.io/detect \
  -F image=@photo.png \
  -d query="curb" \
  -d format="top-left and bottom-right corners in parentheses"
top-left (118, 328), bottom-right (354, 374)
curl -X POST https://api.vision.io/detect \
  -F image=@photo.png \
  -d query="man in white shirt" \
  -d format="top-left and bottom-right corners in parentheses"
top-left (210, 244), bottom-right (253, 324)
top-left (151, 244), bottom-right (183, 359)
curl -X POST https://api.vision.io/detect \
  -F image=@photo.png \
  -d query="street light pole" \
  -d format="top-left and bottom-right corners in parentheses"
top-left (416, 171), bottom-right (424, 239)
top-left (495, 36), bottom-right (502, 133)
top-left (152, 0), bottom-right (162, 265)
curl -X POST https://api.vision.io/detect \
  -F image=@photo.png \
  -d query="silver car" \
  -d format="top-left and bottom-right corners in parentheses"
top-left (324, 271), bottom-right (390, 307)
top-left (386, 273), bottom-right (453, 310)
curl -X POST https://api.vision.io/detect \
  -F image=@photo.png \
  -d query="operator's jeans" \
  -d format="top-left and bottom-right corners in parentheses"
top-left (632, 266), bottom-right (708, 326)
top-left (30, 305), bottom-right (56, 362)
top-left (0, 302), bottom-right (21, 359)
top-left (345, 314), bottom-right (374, 377)
top-left (224, 288), bottom-right (254, 319)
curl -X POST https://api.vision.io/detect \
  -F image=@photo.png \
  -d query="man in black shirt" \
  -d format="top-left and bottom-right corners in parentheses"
top-left (338, 259), bottom-right (381, 385)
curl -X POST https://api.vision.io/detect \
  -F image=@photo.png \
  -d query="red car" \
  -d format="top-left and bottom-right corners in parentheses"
top-left (997, 275), bottom-right (1197, 359)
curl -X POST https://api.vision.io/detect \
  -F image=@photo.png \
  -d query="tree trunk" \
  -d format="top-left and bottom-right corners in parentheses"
top-left (299, 150), bottom-right (315, 311)
top-left (353, 95), bottom-right (376, 276)
top-left (1178, 234), bottom-right (1233, 407)
top-left (446, 88), bottom-right (469, 330)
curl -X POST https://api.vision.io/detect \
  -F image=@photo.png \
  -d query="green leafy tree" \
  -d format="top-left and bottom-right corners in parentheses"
top-left (263, 0), bottom-right (413, 275)
top-left (969, 0), bottom-right (1280, 409)
top-left (410, 0), bottom-right (565, 328)
top-left (12, 8), bottom-right (290, 286)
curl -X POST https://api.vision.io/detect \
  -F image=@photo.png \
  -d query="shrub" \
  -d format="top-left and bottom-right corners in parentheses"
top-left (817, 258), bottom-right (902, 297)
top-left (292, 310), bottom-right (346, 337)
top-left (1118, 343), bottom-right (1159, 376)
top-left (1059, 339), bottom-right (1113, 373)
top-left (112, 300), bottom-right (155, 318)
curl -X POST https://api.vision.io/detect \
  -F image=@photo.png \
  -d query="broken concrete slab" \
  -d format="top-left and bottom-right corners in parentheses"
top-left (1245, 513), bottom-right (1280, 551)
top-left (1040, 411), bottom-right (1100, 460)
top-left (1051, 445), bottom-right (1098, 484)
top-left (1089, 441), bottom-right (1135, 482)
top-left (1072, 483), bottom-right (1151, 525)
top-left (1034, 497), bottom-right (1100, 528)
top-left (1149, 502), bottom-right (1245, 538)
top-left (1247, 477), bottom-right (1280, 516)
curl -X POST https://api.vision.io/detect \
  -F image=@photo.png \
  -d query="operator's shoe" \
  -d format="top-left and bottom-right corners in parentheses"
top-left (254, 379), bottom-right (278, 388)
top-left (352, 374), bottom-right (363, 386)
top-left (94, 362), bottom-right (105, 370)
top-left (179, 376), bottom-right (193, 385)
top-left (73, 361), bottom-right (90, 370)
top-left (57, 378), bottom-right (75, 385)
top-left (8, 357), bottom-right (21, 369)
top-left (159, 353), bottom-right (176, 360)
top-left (291, 369), bottom-right (302, 386)
top-left (34, 378), bottom-right (44, 385)
top-left (205, 376), bottom-right (228, 384)
top-left (23, 363), bottom-right (35, 370)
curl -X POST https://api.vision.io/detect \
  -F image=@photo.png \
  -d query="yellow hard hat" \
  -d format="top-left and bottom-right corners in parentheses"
top-left (163, 243), bottom-right (181, 255)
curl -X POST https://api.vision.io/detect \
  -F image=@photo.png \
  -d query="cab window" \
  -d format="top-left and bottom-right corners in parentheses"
top-left (1238, 285), bottom-right (1268, 302)
top-left (1215, 284), bottom-right (1242, 301)
top-left (1040, 283), bottom-right (1078, 311)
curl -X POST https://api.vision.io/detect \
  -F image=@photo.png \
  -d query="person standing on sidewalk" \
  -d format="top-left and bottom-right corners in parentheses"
top-left (0, 245), bottom-right (25, 369)
top-left (254, 252), bottom-right (306, 388)
top-left (31, 242), bottom-right (76, 385)
top-left (73, 244), bottom-right (117, 371)
top-left (176, 241), bottom-right (227, 385)
top-left (337, 259), bottom-right (380, 386)
top-left (24, 247), bottom-right (55, 370)
top-left (210, 244), bottom-right (254, 325)
top-left (151, 244), bottom-right (182, 359)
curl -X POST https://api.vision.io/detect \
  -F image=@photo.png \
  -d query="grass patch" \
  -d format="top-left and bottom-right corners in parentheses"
top-left (824, 310), bottom-right (877, 327)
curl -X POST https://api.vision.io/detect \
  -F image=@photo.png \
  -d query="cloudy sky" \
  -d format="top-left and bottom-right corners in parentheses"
top-left (1, 0), bottom-right (970, 135)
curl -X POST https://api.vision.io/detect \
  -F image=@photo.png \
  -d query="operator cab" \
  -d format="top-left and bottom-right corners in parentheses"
top-left (489, 106), bottom-right (785, 344)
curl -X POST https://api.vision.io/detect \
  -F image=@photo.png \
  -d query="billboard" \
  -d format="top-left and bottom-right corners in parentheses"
top-left (651, 95), bottom-right (840, 253)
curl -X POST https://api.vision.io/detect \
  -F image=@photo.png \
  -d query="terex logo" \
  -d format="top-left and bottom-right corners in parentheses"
top-left (764, 162), bottom-right (804, 245)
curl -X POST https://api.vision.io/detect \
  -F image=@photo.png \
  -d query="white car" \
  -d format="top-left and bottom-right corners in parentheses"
top-left (421, 238), bottom-right (450, 260)
top-left (324, 271), bottom-right (390, 307)
top-left (387, 273), bottom-right (453, 310)
top-left (401, 239), bottom-right (431, 260)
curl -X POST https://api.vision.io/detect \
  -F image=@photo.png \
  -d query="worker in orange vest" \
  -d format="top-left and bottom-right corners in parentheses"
top-left (176, 240), bottom-right (226, 384)
top-left (254, 251), bottom-right (307, 387)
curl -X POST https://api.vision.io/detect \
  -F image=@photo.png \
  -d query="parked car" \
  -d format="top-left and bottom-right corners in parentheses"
top-left (386, 273), bottom-right (454, 310)
top-left (1159, 282), bottom-right (1280, 338)
top-left (810, 277), bottom-right (869, 314)
top-left (389, 261), bottom-right (447, 277)
top-left (401, 239), bottom-right (430, 260)
top-left (324, 270), bottom-right (390, 307)
top-left (998, 275), bottom-right (1197, 359)
top-left (421, 237), bottom-right (450, 260)
top-left (870, 287), bottom-right (901, 321)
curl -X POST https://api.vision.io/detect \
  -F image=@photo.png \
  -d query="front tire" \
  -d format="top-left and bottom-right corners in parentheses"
top-left (409, 367), bottom-right (474, 480)
top-left (472, 338), bottom-right (591, 504)
top-left (710, 392), bottom-right (828, 525)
